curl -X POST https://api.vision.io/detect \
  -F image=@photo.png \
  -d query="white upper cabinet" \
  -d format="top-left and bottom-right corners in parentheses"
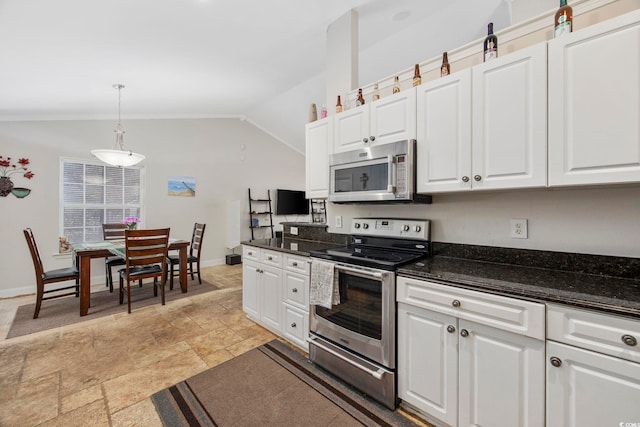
top-left (548, 9), bottom-right (640, 186)
top-left (305, 117), bottom-right (332, 199)
top-left (417, 69), bottom-right (472, 193)
top-left (471, 42), bottom-right (548, 190)
top-left (333, 88), bottom-right (416, 153)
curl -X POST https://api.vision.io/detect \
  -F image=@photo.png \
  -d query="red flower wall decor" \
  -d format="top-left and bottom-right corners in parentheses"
top-left (0, 155), bottom-right (34, 198)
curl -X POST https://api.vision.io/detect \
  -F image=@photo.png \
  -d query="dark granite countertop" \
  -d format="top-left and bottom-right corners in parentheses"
top-left (242, 238), bottom-right (338, 256)
top-left (398, 256), bottom-right (640, 320)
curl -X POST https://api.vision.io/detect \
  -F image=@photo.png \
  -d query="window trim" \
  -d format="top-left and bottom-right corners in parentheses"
top-left (59, 156), bottom-right (145, 243)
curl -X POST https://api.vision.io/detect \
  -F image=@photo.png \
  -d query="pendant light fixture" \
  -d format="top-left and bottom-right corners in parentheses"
top-left (91, 84), bottom-right (145, 167)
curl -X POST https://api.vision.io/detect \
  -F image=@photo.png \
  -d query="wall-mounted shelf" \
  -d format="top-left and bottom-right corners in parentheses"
top-left (248, 188), bottom-right (274, 240)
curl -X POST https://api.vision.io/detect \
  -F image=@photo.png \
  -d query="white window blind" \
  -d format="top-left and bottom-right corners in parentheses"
top-left (61, 159), bottom-right (143, 244)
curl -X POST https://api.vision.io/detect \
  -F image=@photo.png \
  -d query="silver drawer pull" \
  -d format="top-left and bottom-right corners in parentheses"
top-left (292, 288), bottom-right (298, 293)
top-left (268, 256), bottom-right (273, 260)
top-left (452, 299), bottom-right (461, 308)
top-left (309, 337), bottom-right (385, 380)
top-left (291, 322), bottom-right (297, 328)
top-left (622, 334), bottom-right (638, 347)
top-left (447, 325), bottom-right (456, 334)
top-left (292, 262), bottom-right (298, 267)
top-left (460, 329), bottom-right (469, 338)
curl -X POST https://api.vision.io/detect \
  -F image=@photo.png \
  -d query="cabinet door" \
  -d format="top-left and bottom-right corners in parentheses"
top-left (398, 303), bottom-right (458, 427)
top-left (259, 265), bottom-right (283, 333)
top-left (547, 341), bottom-right (640, 427)
top-left (305, 117), bottom-right (332, 199)
top-left (242, 260), bottom-right (260, 320)
top-left (458, 320), bottom-right (545, 427)
top-left (283, 270), bottom-right (308, 311)
top-left (472, 43), bottom-right (547, 190)
top-left (370, 88), bottom-right (417, 146)
top-left (417, 70), bottom-right (472, 193)
top-left (548, 9), bottom-right (640, 186)
top-left (333, 105), bottom-right (370, 153)
top-left (283, 304), bottom-right (309, 351)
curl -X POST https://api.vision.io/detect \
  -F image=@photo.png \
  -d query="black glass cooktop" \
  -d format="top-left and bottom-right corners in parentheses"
top-left (310, 245), bottom-right (428, 271)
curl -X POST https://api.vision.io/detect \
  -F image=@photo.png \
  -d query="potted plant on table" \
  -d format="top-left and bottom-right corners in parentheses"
top-left (123, 216), bottom-right (140, 230)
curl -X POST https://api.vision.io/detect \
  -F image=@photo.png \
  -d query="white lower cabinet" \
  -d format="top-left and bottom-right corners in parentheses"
top-left (546, 304), bottom-right (640, 427)
top-left (397, 277), bottom-right (545, 427)
top-left (242, 245), bottom-right (310, 350)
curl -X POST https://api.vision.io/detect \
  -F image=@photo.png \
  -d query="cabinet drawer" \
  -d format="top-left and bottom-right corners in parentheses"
top-left (284, 271), bottom-right (308, 309)
top-left (283, 304), bottom-right (309, 351)
top-left (547, 303), bottom-right (640, 363)
top-left (261, 249), bottom-right (283, 268)
top-left (398, 277), bottom-right (545, 340)
top-left (284, 254), bottom-right (309, 274)
top-left (243, 245), bottom-right (260, 262)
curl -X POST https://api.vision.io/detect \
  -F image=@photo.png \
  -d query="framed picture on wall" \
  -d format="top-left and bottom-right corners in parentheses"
top-left (168, 175), bottom-right (196, 197)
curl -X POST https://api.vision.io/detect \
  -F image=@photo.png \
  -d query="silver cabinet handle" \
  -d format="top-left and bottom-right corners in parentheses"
top-left (462, 176), bottom-right (469, 182)
top-left (550, 357), bottom-right (562, 367)
top-left (447, 325), bottom-right (456, 334)
top-left (622, 335), bottom-right (638, 347)
top-left (268, 256), bottom-right (273, 260)
top-left (460, 329), bottom-right (469, 338)
top-left (292, 262), bottom-right (298, 267)
top-left (292, 288), bottom-right (298, 293)
top-left (452, 299), bottom-right (461, 308)
top-left (362, 137), bottom-right (369, 143)
top-left (370, 136), bottom-right (376, 142)
top-left (474, 175), bottom-right (482, 181)
top-left (291, 322), bottom-right (297, 328)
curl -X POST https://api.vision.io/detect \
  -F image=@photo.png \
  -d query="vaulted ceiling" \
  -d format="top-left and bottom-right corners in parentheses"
top-left (0, 0), bottom-right (517, 153)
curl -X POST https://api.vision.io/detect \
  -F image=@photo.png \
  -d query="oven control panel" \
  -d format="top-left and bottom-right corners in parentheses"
top-left (351, 218), bottom-right (430, 240)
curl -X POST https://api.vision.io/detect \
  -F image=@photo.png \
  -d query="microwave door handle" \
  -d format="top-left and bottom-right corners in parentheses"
top-left (387, 155), bottom-right (396, 192)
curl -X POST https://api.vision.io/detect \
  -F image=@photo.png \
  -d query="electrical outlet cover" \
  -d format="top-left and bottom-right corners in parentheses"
top-left (335, 215), bottom-right (342, 228)
top-left (510, 219), bottom-right (528, 239)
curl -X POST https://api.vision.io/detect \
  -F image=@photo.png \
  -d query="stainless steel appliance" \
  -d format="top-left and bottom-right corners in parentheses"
top-left (329, 139), bottom-right (432, 204)
top-left (309, 217), bottom-right (431, 410)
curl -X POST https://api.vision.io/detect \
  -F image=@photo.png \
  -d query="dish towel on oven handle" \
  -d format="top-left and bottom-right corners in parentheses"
top-left (309, 259), bottom-right (339, 309)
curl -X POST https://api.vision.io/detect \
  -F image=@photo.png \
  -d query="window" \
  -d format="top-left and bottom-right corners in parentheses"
top-left (61, 158), bottom-right (143, 244)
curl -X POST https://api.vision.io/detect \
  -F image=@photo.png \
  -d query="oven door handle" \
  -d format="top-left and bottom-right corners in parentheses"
top-left (308, 336), bottom-right (385, 380)
top-left (334, 264), bottom-right (385, 279)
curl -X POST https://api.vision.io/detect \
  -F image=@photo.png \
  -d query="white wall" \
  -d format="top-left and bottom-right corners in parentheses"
top-left (0, 118), bottom-right (305, 296)
top-left (326, 185), bottom-right (640, 258)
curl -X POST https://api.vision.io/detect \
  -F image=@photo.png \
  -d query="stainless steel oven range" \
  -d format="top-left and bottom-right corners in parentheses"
top-left (308, 217), bottom-right (431, 410)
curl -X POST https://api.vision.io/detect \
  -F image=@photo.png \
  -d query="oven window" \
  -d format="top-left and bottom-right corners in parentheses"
top-left (316, 272), bottom-right (382, 340)
top-left (334, 163), bottom-right (389, 193)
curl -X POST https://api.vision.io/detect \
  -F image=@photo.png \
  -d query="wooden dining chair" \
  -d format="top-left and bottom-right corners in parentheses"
top-left (23, 228), bottom-right (79, 319)
top-left (103, 223), bottom-right (127, 292)
top-left (119, 228), bottom-right (170, 313)
top-left (166, 223), bottom-right (206, 290)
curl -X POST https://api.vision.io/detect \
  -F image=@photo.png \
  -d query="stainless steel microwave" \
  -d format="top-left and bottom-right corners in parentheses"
top-left (329, 139), bottom-right (432, 204)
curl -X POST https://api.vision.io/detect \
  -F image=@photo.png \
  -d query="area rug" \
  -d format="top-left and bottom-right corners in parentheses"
top-left (6, 279), bottom-right (218, 339)
top-left (151, 339), bottom-right (420, 427)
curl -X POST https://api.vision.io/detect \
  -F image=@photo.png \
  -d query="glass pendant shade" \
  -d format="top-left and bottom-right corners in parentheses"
top-left (91, 84), bottom-right (145, 167)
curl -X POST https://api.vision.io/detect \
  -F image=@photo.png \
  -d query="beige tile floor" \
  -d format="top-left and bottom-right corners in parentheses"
top-left (0, 264), bottom-right (430, 427)
top-left (0, 264), bottom-right (277, 426)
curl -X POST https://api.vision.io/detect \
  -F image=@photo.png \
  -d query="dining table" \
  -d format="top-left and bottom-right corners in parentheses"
top-left (72, 239), bottom-right (190, 316)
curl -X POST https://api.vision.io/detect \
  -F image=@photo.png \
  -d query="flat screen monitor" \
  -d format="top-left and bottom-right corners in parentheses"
top-left (274, 189), bottom-right (309, 215)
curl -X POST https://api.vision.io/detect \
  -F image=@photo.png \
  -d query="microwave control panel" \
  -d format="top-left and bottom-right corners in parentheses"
top-left (350, 218), bottom-right (430, 240)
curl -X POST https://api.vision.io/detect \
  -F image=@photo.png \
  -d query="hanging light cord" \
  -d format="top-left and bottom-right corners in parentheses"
top-left (113, 84), bottom-right (128, 153)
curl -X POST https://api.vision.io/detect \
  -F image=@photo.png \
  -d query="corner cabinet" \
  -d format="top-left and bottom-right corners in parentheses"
top-left (546, 304), bottom-right (640, 427)
top-left (242, 245), bottom-right (310, 351)
top-left (416, 43), bottom-right (547, 193)
top-left (548, 9), bottom-right (640, 186)
top-left (397, 277), bottom-right (545, 427)
top-left (333, 88), bottom-right (416, 153)
top-left (305, 117), bottom-right (332, 199)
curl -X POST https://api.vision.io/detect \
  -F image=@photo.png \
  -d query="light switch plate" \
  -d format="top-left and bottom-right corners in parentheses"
top-left (290, 226), bottom-right (298, 236)
top-left (335, 215), bottom-right (342, 228)
top-left (510, 219), bottom-right (528, 239)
